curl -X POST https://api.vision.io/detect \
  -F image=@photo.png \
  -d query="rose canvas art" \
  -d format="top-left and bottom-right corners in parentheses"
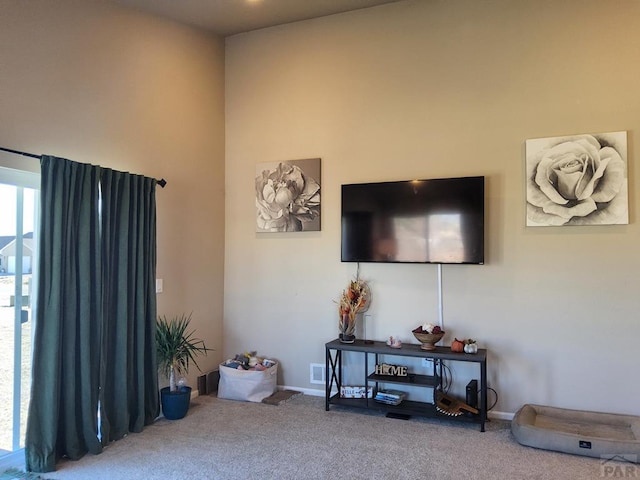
top-left (525, 131), bottom-right (628, 226)
top-left (255, 158), bottom-right (321, 232)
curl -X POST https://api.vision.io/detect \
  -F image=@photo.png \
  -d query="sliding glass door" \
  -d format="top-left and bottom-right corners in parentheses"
top-left (0, 167), bottom-right (39, 465)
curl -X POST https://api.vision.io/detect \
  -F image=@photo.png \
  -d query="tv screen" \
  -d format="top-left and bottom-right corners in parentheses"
top-left (341, 176), bottom-right (484, 264)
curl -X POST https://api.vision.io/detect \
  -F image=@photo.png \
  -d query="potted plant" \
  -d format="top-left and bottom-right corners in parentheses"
top-left (156, 313), bottom-right (210, 420)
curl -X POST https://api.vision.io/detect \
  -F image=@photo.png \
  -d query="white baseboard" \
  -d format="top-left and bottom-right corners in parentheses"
top-left (276, 385), bottom-right (515, 420)
top-left (278, 385), bottom-right (328, 397)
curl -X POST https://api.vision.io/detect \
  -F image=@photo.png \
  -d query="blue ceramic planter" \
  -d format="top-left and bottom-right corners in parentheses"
top-left (160, 386), bottom-right (191, 420)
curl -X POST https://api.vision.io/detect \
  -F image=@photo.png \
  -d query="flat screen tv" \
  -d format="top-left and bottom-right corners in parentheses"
top-left (341, 176), bottom-right (484, 264)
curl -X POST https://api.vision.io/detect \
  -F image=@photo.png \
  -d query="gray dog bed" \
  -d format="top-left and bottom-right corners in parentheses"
top-left (512, 404), bottom-right (640, 462)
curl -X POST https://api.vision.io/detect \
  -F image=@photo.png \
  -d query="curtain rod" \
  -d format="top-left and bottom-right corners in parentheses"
top-left (0, 146), bottom-right (167, 188)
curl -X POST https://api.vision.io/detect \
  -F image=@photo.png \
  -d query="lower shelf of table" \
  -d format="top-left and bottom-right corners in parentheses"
top-left (327, 394), bottom-right (485, 428)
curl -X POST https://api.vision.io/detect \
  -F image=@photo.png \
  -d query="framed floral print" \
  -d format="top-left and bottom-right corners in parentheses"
top-left (525, 131), bottom-right (628, 226)
top-left (255, 158), bottom-right (321, 232)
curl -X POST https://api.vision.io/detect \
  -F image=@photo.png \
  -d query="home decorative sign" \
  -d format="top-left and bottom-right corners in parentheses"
top-left (255, 158), bottom-right (321, 232)
top-left (525, 131), bottom-right (628, 227)
top-left (375, 363), bottom-right (408, 377)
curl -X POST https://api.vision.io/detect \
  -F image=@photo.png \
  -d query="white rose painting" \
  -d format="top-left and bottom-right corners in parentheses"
top-left (255, 158), bottom-right (321, 232)
top-left (525, 131), bottom-right (628, 226)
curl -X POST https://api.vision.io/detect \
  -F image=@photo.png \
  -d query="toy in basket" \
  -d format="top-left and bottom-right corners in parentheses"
top-left (218, 351), bottom-right (278, 402)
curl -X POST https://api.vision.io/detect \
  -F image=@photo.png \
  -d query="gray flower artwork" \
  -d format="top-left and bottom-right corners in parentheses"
top-left (525, 131), bottom-right (628, 226)
top-left (255, 158), bottom-right (321, 232)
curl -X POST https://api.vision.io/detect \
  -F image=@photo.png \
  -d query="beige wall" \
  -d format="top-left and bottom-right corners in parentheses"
top-left (0, 1), bottom-right (226, 387)
top-left (225, 0), bottom-right (640, 415)
top-left (2, 0), bottom-right (638, 418)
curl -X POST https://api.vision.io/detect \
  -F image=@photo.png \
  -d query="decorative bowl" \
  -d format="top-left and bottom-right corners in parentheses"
top-left (413, 331), bottom-right (445, 351)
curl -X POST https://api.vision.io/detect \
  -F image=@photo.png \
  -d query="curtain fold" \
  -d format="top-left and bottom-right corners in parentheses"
top-left (25, 156), bottom-right (159, 473)
top-left (26, 157), bottom-right (103, 472)
top-left (100, 169), bottom-right (159, 443)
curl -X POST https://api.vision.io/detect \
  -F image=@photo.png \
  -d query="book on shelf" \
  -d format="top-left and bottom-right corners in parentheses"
top-left (374, 389), bottom-right (406, 406)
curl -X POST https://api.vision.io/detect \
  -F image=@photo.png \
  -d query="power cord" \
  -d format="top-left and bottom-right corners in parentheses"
top-left (435, 360), bottom-right (498, 411)
top-left (441, 361), bottom-right (453, 393)
top-left (482, 387), bottom-right (498, 411)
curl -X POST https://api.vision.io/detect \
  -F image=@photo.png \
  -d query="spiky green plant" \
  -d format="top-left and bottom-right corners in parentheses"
top-left (156, 313), bottom-right (210, 392)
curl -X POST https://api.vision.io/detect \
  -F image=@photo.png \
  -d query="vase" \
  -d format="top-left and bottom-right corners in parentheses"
top-left (361, 313), bottom-right (374, 344)
top-left (339, 333), bottom-right (356, 343)
top-left (339, 313), bottom-right (356, 343)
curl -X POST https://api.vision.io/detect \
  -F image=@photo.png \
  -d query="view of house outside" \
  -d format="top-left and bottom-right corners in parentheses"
top-left (0, 182), bottom-right (36, 454)
top-left (0, 276), bottom-right (32, 452)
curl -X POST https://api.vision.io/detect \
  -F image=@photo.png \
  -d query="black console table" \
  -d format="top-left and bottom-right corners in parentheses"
top-left (325, 338), bottom-right (488, 431)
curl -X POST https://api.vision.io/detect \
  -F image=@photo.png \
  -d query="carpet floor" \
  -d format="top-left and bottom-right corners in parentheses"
top-left (17, 394), bottom-right (624, 479)
top-left (0, 468), bottom-right (52, 479)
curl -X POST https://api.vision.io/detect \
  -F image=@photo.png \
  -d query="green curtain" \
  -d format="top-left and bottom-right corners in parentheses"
top-left (25, 157), bottom-right (159, 473)
top-left (25, 157), bottom-right (103, 472)
top-left (99, 169), bottom-right (159, 443)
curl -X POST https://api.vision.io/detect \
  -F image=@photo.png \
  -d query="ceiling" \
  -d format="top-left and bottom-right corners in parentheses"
top-left (111, 0), bottom-right (405, 37)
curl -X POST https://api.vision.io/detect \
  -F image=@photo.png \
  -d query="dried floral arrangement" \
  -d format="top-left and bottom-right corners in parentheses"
top-left (337, 277), bottom-right (370, 337)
